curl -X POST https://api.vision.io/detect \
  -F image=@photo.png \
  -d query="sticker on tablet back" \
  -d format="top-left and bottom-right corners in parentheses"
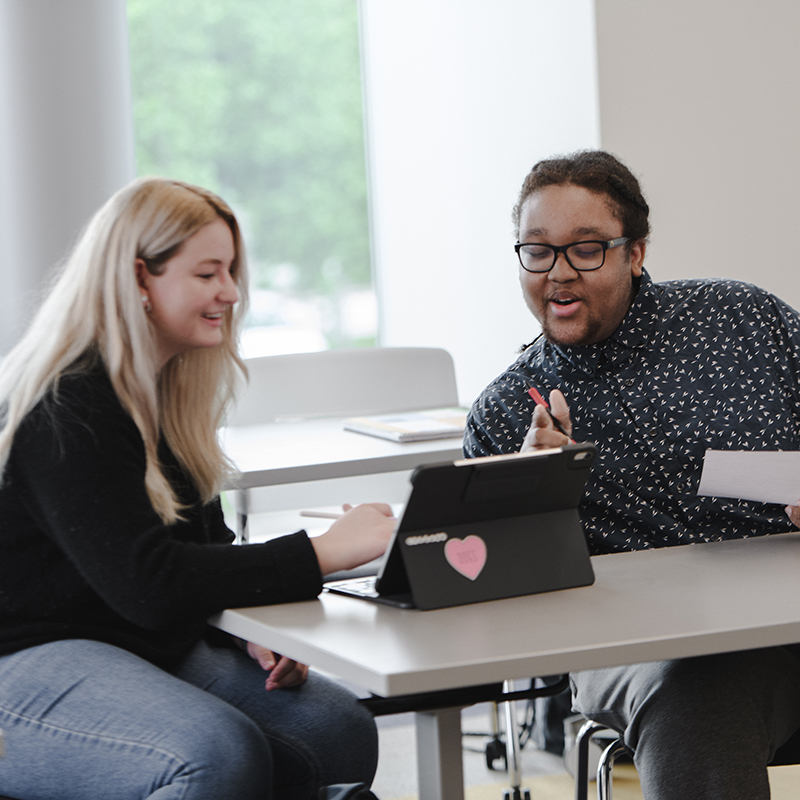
top-left (444, 535), bottom-right (487, 580)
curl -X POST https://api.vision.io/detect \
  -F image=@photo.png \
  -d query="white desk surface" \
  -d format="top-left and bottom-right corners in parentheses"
top-left (211, 531), bottom-right (800, 697)
top-left (220, 418), bottom-right (463, 490)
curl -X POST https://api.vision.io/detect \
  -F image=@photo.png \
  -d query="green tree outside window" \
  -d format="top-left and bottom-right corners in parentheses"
top-left (127, 0), bottom-right (375, 352)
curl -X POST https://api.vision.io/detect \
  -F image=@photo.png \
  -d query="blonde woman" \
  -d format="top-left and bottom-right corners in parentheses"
top-left (0, 178), bottom-right (393, 800)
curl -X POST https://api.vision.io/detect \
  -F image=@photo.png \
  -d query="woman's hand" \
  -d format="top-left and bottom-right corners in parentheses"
top-left (310, 502), bottom-right (395, 576)
top-left (246, 642), bottom-right (309, 691)
top-left (786, 504), bottom-right (800, 530)
top-left (520, 389), bottom-right (573, 452)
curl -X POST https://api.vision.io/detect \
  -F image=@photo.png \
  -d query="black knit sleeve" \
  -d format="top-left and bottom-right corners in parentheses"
top-left (9, 371), bottom-right (323, 631)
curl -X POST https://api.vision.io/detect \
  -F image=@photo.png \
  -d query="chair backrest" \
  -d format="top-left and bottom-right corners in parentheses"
top-left (227, 346), bottom-right (460, 427)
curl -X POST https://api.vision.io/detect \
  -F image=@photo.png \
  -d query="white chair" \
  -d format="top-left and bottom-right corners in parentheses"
top-left (224, 346), bottom-right (461, 544)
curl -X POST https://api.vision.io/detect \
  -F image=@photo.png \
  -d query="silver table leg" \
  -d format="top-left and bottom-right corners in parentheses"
top-left (415, 708), bottom-right (466, 800)
top-left (234, 488), bottom-right (250, 544)
top-left (502, 681), bottom-right (531, 800)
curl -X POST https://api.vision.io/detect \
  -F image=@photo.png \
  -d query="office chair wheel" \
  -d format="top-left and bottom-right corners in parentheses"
top-left (485, 736), bottom-right (507, 771)
top-left (502, 790), bottom-right (530, 800)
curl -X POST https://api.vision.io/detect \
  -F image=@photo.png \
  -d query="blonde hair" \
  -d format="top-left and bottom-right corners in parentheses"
top-left (0, 177), bottom-right (249, 523)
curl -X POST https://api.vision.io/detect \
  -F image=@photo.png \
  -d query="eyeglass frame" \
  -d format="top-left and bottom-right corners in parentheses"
top-left (515, 236), bottom-right (631, 273)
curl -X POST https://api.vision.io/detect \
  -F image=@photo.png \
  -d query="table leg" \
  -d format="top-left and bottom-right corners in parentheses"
top-left (415, 708), bottom-right (466, 800)
top-left (234, 488), bottom-right (250, 544)
top-left (503, 684), bottom-right (525, 794)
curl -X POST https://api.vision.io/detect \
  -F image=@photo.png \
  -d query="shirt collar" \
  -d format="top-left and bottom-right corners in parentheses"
top-left (544, 269), bottom-right (659, 375)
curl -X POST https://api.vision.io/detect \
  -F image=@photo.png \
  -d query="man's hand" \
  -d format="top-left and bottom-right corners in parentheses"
top-left (520, 388), bottom-right (573, 451)
top-left (246, 642), bottom-right (309, 691)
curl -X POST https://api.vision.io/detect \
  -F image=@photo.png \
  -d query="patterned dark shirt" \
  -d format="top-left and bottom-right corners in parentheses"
top-left (464, 270), bottom-right (800, 554)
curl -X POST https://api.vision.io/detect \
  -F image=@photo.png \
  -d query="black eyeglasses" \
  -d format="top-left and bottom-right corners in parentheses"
top-left (515, 237), bottom-right (630, 273)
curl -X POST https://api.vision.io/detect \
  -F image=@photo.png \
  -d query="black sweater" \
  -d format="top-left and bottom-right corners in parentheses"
top-left (0, 368), bottom-right (323, 669)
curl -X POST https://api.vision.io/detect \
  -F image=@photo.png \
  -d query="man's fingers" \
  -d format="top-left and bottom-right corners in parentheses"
top-left (548, 389), bottom-right (572, 433)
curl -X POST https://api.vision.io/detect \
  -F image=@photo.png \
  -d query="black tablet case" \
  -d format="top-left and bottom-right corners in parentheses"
top-left (328, 443), bottom-right (596, 610)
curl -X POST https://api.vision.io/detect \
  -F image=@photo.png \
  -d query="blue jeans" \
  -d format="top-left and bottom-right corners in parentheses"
top-left (0, 637), bottom-right (378, 799)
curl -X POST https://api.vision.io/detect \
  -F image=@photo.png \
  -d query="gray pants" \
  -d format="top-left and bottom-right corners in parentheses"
top-left (570, 645), bottom-right (800, 799)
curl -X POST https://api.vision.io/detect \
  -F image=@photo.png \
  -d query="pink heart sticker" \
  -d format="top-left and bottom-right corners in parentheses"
top-left (444, 535), bottom-right (487, 581)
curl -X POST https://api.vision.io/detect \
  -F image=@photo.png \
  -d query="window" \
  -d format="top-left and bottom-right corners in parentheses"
top-left (127, 0), bottom-right (375, 356)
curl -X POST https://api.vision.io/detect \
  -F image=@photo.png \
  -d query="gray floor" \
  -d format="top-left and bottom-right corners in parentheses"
top-left (371, 704), bottom-right (569, 800)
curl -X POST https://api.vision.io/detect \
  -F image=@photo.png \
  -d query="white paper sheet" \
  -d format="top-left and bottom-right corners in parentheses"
top-left (697, 450), bottom-right (800, 505)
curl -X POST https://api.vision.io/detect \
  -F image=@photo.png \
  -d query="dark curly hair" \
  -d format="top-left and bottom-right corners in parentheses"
top-left (512, 150), bottom-right (650, 245)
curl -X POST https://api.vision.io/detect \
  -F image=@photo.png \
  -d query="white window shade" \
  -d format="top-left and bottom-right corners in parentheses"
top-left (359, 0), bottom-right (600, 406)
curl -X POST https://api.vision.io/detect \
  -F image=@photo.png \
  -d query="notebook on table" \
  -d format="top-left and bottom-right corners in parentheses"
top-left (324, 443), bottom-right (597, 610)
top-left (342, 407), bottom-right (468, 443)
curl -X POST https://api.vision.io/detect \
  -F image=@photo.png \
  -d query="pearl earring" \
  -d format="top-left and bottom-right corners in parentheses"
top-left (141, 295), bottom-right (152, 313)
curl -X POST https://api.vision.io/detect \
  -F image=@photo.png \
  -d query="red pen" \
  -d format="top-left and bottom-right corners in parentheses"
top-left (527, 386), bottom-right (573, 441)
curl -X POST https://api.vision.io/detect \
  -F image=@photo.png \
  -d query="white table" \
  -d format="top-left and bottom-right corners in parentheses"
top-left (211, 531), bottom-right (800, 800)
top-left (220, 418), bottom-right (464, 542)
top-left (220, 418), bottom-right (464, 490)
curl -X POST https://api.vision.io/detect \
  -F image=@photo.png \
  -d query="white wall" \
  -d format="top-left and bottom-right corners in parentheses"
top-left (359, 0), bottom-right (600, 406)
top-left (7, 0), bottom-right (795, 395)
top-left (0, 0), bottom-right (135, 354)
top-left (595, 1), bottom-right (800, 307)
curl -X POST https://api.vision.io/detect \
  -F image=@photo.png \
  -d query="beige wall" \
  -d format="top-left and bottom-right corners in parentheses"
top-left (595, 1), bottom-right (800, 307)
top-left (360, 0), bottom-right (600, 405)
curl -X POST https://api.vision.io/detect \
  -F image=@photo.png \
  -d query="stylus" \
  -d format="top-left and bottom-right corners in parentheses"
top-left (300, 510), bottom-right (342, 519)
top-left (527, 385), bottom-right (574, 441)
top-left (301, 509), bottom-right (398, 521)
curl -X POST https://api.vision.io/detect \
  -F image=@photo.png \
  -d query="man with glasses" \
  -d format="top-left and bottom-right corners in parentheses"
top-left (464, 150), bottom-right (800, 800)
